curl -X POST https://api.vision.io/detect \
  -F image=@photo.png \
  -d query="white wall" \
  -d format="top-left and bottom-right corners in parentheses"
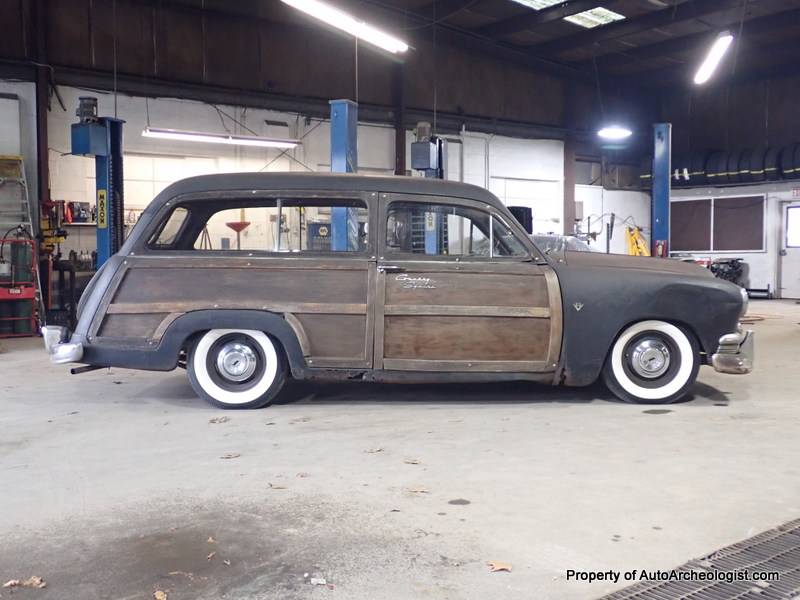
top-left (47, 86), bottom-right (570, 254)
top-left (672, 182), bottom-right (794, 293)
top-left (0, 80), bottom-right (38, 211)
top-left (47, 86), bottom-right (400, 255)
top-left (576, 185), bottom-right (651, 254)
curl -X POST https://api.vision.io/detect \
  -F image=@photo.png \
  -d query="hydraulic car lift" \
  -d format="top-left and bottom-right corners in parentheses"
top-left (70, 97), bottom-right (125, 268)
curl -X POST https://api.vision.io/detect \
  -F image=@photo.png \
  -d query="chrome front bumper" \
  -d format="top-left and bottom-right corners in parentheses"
top-left (711, 326), bottom-right (754, 374)
top-left (42, 325), bottom-right (84, 364)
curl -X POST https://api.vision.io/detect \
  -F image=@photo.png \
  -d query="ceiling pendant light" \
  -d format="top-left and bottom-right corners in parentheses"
top-left (281, 0), bottom-right (408, 54)
top-left (597, 126), bottom-right (633, 140)
top-left (694, 31), bottom-right (734, 85)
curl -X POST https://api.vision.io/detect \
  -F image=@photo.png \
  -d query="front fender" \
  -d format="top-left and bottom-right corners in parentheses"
top-left (553, 263), bottom-right (741, 386)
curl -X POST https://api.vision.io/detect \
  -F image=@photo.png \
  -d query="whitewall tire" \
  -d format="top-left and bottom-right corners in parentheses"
top-left (602, 320), bottom-right (700, 404)
top-left (188, 329), bottom-right (286, 409)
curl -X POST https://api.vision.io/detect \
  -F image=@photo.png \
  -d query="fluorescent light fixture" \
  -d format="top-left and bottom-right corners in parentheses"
top-left (142, 127), bottom-right (299, 149)
top-left (598, 126), bottom-right (633, 140)
top-left (508, 0), bottom-right (562, 8)
top-left (693, 31), bottom-right (734, 85)
top-left (506, 1), bottom-right (625, 29)
top-left (281, 0), bottom-right (408, 54)
top-left (565, 7), bottom-right (625, 28)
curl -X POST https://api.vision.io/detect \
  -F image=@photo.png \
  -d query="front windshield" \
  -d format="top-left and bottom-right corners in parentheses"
top-left (533, 235), bottom-right (594, 254)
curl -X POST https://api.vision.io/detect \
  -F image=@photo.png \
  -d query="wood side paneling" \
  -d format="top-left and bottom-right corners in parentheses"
top-left (384, 315), bottom-right (551, 361)
top-left (99, 313), bottom-right (167, 338)
top-left (295, 314), bottom-right (366, 360)
top-left (385, 272), bottom-right (549, 307)
top-left (114, 267), bottom-right (368, 305)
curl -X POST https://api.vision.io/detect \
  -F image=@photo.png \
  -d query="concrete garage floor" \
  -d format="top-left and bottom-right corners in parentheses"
top-left (1, 301), bottom-right (799, 600)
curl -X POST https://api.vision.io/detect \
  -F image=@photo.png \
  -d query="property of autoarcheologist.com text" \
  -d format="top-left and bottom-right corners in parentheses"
top-left (566, 568), bottom-right (781, 585)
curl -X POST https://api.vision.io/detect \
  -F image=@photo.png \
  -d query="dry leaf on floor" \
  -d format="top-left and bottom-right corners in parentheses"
top-left (487, 561), bottom-right (512, 573)
top-left (207, 552), bottom-right (216, 561)
top-left (3, 576), bottom-right (46, 589)
top-left (268, 482), bottom-right (287, 490)
top-left (403, 458), bottom-right (421, 465)
top-left (407, 486), bottom-right (430, 494)
top-left (153, 591), bottom-right (168, 600)
top-left (365, 447), bottom-right (384, 453)
top-left (219, 453), bottom-right (241, 460)
top-left (209, 416), bottom-right (229, 424)
top-left (223, 560), bottom-right (231, 566)
top-left (207, 536), bottom-right (216, 544)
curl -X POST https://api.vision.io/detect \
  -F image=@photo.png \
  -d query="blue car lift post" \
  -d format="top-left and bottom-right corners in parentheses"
top-left (651, 122), bottom-right (671, 257)
top-left (329, 99), bottom-right (359, 251)
top-left (71, 98), bottom-right (125, 268)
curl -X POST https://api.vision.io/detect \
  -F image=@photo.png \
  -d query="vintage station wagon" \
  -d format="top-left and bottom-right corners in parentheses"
top-left (43, 173), bottom-right (753, 408)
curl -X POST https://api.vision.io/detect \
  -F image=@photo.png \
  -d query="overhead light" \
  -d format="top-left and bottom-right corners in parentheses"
top-left (142, 127), bottom-right (299, 149)
top-left (598, 126), bottom-right (633, 140)
top-left (694, 31), bottom-right (734, 85)
top-left (281, 0), bottom-right (408, 54)
top-left (564, 7), bottom-right (625, 29)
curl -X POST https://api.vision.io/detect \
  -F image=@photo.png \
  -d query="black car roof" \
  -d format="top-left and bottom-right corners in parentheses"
top-left (148, 172), bottom-right (503, 210)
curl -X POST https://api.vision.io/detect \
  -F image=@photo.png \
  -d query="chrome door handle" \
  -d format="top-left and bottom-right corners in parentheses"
top-left (377, 265), bottom-right (405, 273)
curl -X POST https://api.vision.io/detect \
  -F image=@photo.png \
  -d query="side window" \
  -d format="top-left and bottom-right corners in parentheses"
top-left (385, 202), bottom-right (527, 258)
top-left (149, 207), bottom-right (188, 248)
top-left (194, 199), bottom-right (368, 253)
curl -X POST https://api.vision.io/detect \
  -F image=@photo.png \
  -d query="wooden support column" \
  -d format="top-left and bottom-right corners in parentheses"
top-left (393, 63), bottom-right (406, 176)
top-left (563, 134), bottom-right (576, 235)
top-left (563, 82), bottom-right (577, 235)
top-left (33, 0), bottom-right (50, 217)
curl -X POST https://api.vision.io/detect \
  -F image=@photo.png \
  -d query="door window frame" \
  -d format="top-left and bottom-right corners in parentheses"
top-left (378, 193), bottom-right (538, 262)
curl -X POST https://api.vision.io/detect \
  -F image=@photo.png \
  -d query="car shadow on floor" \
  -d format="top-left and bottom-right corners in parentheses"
top-left (137, 371), bottom-right (733, 409)
top-left (274, 378), bottom-right (733, 408)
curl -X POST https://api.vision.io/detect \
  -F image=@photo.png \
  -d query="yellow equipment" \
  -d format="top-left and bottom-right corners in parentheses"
top-left (626, 226), bottom-right (650, 256)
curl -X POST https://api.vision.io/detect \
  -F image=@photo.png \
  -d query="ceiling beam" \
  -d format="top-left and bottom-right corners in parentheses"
top-left (529, 0), bottom-right (745, 57)
top-left (413, 0), bottom-right (479, 22)
top-left (594, 7), bottom-right (800, 70)
top-left (478, 0), bottom-right (614, 39)
top-left (620, 41), bottom-right (800, 89)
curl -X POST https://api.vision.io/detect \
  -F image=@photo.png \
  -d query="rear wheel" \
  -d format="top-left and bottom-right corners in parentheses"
top-left (188, 329), bottom-right (286, 409)
top-left (602, 320), bottom-right (700, 404)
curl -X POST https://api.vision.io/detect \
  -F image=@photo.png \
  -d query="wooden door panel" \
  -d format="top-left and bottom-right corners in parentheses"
top-left (384, 271), bottom-right (549, 307)
top-left (378, 265), bottom-right (561, 372)
top-left (384, 315), bottom-right (550, 360)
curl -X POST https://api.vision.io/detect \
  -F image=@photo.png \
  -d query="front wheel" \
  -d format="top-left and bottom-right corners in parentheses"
top-left (188, 329), bottom-right (286, 409)
top-left (602, 320), bottom-right (700, 404)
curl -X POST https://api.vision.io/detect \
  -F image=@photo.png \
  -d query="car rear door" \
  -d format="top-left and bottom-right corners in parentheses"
top-left (374, 193), bottom-right (561, 373)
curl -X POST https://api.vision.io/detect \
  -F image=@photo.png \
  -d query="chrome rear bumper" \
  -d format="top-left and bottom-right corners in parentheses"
top-left (711, 327), bottom-right (753, 374)
top-left (42, 325), bottom-right (84, 364)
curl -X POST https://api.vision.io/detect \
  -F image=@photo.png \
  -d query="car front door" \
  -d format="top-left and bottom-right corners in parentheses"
top-left (374, 193), bottom-right (562, 373)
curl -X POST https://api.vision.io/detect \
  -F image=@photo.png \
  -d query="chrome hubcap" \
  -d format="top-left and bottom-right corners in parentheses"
top-left (630, 339), bottom-right (671, 379)
top-left (216, 341), bottom-right (258, 382)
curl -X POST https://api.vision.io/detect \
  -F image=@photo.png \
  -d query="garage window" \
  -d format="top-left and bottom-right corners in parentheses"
top-left (671, 195), bottom-right (765, 252)
top-left (385, 202), bottom-right (527, 258)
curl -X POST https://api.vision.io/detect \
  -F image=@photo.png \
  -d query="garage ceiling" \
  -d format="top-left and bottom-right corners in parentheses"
top-left (354, 0), bottom-right (800, 87)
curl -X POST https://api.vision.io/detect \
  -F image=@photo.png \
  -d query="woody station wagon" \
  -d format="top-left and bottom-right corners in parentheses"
top-left (43, 172), bottom-right (753, 409)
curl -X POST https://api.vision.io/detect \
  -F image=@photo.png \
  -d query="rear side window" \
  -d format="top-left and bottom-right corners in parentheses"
top-left (195, 199), bottom-right (368, 253)
top-left (149, 207), bottom-right (188, 248)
